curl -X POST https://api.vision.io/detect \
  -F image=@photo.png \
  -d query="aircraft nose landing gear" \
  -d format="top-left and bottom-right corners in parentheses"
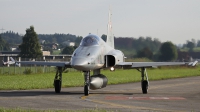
top-left (84, 71), bottom-right (90, 96)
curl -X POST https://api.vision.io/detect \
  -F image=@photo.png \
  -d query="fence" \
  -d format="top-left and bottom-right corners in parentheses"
top-left (0, 65), bottom-right (77, 75)
top-left (0, 56), bottom-right (79, 75)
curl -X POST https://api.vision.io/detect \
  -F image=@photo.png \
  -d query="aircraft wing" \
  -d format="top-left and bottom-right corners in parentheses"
top-left (16, 61), bottom-right (71, 67)
top-left (117, 61), bottom-right (198, 68)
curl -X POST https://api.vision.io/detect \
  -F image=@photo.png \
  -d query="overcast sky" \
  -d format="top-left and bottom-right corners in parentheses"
top-left (1, 0), bottom-right (200, 45)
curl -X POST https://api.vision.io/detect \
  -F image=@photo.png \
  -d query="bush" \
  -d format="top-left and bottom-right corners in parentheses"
top-left (23, 68), bottom-right (32, 74)
top-left (37, 68), bottom-right (43, 73)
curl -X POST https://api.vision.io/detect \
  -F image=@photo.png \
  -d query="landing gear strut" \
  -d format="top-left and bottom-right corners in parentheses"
top-left (84, 71), bottom-right (90, 96)
top-left (54, 67), bottom-right (63, 93)
top-left (138, 67), bottom-right (149, 94)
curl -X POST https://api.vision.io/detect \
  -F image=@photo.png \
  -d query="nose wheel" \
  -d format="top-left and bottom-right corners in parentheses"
top-left (84, 71), bottom-right (90, 96)
top-left (84, 85), bottom-right (89, 96)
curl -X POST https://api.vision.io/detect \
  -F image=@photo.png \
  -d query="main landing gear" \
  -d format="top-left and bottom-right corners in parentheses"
top-left (54, 67), bottom-right (63, 93)
top-left (84, 71), bottom-right (90, 96)
top-left (137, 67), bottom-right (149, 94)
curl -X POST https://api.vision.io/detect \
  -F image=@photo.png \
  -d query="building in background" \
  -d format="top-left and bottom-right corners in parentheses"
top-left (62, 41), bottom-right (75, 47)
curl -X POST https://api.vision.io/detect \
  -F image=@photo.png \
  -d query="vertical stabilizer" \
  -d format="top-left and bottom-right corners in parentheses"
top-left (106, 9), bottom-right (114, 48)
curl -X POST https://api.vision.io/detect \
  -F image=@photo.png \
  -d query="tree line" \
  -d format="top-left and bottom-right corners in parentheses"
top-left (1, 31), bottom-right (163, 54)
top-left (1, 26), bottom-right (200, 61)
top-left (1, 31), bottom-right (83, 46)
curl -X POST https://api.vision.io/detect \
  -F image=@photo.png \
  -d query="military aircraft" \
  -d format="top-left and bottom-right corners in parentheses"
top-left (12, 11), bottom-right (198, 96)
top-left (2, 57), bottom-right (19, 66)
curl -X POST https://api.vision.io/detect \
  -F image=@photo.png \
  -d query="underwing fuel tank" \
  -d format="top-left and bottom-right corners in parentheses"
top-left (89, 74), bottom-right (108, 90)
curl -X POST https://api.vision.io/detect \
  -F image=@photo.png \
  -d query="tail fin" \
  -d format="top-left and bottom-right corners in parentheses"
top-left (10, 57), bottom-right (15, 62)
top-left (106, 9), bottom-right (114, 48)
top-left (10, 57), bottom-right (19, 66)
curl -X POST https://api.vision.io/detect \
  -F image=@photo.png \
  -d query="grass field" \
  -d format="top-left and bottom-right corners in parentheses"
top-left (0, 66), bottom-right (199, 90)
top-left (0, 66), bottom-right (56, 75)
top-left (52, 50), bottom-right (61, 55)
top-left (180, 47), bottom-right (200, 52)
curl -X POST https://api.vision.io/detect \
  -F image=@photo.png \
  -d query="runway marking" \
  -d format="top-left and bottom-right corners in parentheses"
top-left (88, 99), bottom-right (186, 112)
top-left (81, 95), bottom-right (186, 112)
top-left (80, 78), bottom-right (200, 111)
top-left (80, 94), bottom-right (97, 100)
top-left (105, 96), bottom-right (186, 100)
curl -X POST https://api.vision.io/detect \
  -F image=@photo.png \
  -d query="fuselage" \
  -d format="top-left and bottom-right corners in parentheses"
top-left (2, 61), bottom-right (15, 65)
top-left (71, 34), bottom-right (124, 71)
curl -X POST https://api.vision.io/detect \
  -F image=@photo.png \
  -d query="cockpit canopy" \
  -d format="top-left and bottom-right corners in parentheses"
top-left (80, 35), bottom-right (100, 46)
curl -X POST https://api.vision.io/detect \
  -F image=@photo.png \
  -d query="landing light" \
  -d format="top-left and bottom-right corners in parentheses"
top-left (110, 67), bottom-right (115, 71)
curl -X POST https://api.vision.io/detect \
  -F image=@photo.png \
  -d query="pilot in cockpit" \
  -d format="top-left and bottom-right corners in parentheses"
top-left (81, 35), bottom-right (99, 46)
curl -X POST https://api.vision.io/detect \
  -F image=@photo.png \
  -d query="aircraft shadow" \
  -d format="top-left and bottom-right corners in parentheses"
top-left (0, 90), bottom-right (141, 97)
top-left (0, 90), bottom-right (83, 97)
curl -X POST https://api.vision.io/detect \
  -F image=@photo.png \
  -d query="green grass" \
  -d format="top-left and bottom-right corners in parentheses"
top-left (180, 47), bottom-right (200, 52)
top-left (193, 47), bottom-right (200, 52)
top-left (0, 66), bottom-right (56, 75)
top-left (52, 50), bottom-right (61, 55)
top-left (0, 71), bottom-right (83, 90)
top-left (125, 57), bottom-right (152, 62)
top-left (0, 66), bottom-right (199, 90)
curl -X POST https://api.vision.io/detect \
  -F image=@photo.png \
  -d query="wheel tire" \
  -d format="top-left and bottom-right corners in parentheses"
top-left (54, 80), bottom-right (61, 93)
top-left (142, 80), bottom-right (148, 94)
top-left (84, 85), bottom-right (89, 96)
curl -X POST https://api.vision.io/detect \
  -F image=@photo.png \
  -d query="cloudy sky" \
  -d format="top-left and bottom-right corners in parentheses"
top-left (1, 0), bottom-right (200, 44)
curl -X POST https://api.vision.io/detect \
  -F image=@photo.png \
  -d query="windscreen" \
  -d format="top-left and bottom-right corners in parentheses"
top-left (80, 35), bottom-right (100, 46)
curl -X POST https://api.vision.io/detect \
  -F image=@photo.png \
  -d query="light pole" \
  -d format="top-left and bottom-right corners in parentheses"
top-left (0, 27), bottom-right (5, 34)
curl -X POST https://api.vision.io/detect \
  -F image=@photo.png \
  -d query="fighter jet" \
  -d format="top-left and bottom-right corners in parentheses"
top-left (12, 10), bottom-right (198, 96)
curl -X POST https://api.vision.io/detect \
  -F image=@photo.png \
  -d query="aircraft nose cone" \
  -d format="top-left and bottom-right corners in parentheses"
top-left (71, 58), bottom-right (91, 71)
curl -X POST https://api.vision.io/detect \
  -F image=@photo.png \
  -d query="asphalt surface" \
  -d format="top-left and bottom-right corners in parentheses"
top-left (0, 76), bottom-right (200, 112)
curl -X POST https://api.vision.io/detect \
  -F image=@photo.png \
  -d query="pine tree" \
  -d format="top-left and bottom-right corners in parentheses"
top-left (0, 34), bottom-right (10, 51)
top-left (19, 26), bottom-right (42, 59)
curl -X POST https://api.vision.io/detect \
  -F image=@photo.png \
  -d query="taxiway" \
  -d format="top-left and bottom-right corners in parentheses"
top-left (0, 76), bottom-right (200, 111)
